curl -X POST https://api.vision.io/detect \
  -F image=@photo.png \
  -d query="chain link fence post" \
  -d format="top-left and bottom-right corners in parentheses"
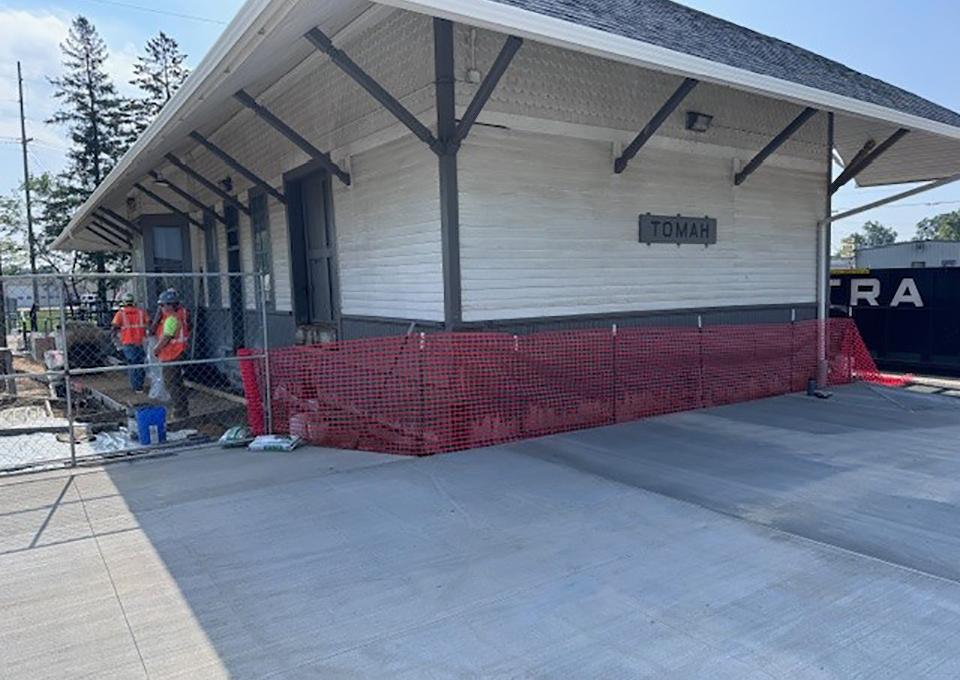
top-left (57, 276), bottom-right (77, 468)
top-left (258, 273), bottom-right (272, 434)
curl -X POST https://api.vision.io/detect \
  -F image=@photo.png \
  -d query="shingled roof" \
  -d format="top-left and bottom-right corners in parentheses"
top-left (490, 0), bottom-right (960, 129)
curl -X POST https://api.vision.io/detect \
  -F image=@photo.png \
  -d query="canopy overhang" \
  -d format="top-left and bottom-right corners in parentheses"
top-left (54, 0), bottom-right (960, 251)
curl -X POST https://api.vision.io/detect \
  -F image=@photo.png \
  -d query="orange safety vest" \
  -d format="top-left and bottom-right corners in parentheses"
top-left (156, 307), bottom-right (190, 362)
top-left (113, 306), bottom-right (149, 346)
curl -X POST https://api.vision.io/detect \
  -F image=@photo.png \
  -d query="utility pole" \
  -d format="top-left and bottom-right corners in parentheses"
top-left (0, 233), bottom-right (6, 348)
top-left (18, 61), bottom-right (39, 314)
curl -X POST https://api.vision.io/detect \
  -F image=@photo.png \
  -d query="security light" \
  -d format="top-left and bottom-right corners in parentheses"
top-left (220, 176), bottom-right (233, 192)
top-left (685, 111), bottom-right (713, 133)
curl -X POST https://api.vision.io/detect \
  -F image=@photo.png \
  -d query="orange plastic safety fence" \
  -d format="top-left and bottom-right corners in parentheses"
top-left (242, 318), bottom-right (894, 455)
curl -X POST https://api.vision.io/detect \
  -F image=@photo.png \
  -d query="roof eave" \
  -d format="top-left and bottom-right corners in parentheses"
top-left (53, 0), bottom-right (286, 250)
top-left (55, 0), bottom-right (960, 251)
top-left (378, 0), bottom-right (960, 141)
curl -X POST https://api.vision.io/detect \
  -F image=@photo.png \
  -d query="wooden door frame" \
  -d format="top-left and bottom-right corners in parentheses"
top-left (283, 159), bottom-right (341, 336)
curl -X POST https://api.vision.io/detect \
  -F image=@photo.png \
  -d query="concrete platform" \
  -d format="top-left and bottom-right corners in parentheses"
top-left (3, 383), bottom-right (960, 678)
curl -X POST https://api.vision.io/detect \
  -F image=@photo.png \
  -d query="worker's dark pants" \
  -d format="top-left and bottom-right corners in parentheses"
top-left (162, 362), bottom-right (189, 419)
top-left (121, 344), bottom-right (145, 391)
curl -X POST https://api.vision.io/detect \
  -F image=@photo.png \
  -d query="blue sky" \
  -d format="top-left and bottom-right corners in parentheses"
top-left (1, 0), bottom-right (957, 249)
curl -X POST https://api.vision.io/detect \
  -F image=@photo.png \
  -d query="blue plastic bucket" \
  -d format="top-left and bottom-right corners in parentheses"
top-left (136, 405), bottom-right (167, 445)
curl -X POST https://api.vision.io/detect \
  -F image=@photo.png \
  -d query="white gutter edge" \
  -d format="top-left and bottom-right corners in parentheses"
top-left (53, 0), bottom-right (286, 250)
top-left (378, 0), bottom-right (960, 142)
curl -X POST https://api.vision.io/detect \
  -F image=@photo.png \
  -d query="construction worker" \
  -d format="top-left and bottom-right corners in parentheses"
top-left (153, 288), bottom-right (190, 419)
top-left (111, 292), bottom-right (149, 392)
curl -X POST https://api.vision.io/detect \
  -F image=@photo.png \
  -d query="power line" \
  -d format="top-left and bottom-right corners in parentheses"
top-left (28, 149), bottom-right (55, 176)
top-left (31, 140), bottom-right (70, 152)
top-left (75, 0), bottom-right (228, 25)
top-left (833, 199), bottom-right (960, 213)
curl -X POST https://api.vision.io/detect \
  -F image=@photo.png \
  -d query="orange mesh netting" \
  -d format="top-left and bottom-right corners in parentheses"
top-left (241, 318), bottom-right (903, 455)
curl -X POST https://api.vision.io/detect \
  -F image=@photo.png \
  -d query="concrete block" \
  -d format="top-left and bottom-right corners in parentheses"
top-left (30, 334), bottom-right (56, 363)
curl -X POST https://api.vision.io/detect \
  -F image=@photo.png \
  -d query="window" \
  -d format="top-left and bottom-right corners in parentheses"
top-left (250, 193), bottom-right (273, 306)
top-left (942, 259), bottom-right (956, 267)
top-left (152, 225), bottom-right (184, 272)
top-left (911, 261), bottom-right (926, 268)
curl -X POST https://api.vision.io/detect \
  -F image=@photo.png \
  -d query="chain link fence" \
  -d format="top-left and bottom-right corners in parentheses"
top-left (0, 272), bottom-right (269, 473)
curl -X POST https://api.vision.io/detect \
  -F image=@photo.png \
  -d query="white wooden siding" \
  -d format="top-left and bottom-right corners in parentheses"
top-left (124, 11), bottom-right (829, 326)
top-left (459, 127), bottom-right (822, 321)
top-left (334, 135), bottom-right (443, 321)
top-left (189, 220), bottom-right (203, 273)
top-left (240, 210), bottom-right (256, 310)
top-left (217, 212), bottom-right (229, 309)
top-left (267, 191), bottom-right (291, 312)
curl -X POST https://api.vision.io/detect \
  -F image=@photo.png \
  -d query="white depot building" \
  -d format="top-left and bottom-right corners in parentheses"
top-left (52, 0), bottom-right (960, 378)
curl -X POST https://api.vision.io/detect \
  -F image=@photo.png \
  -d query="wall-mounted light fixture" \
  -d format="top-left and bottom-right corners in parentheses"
top-left (685, 111), bottom-right (713, 133)
top-left (153, 172), bottom-right (171, 187)
top-left (220, 176), bottom-right (233, 193)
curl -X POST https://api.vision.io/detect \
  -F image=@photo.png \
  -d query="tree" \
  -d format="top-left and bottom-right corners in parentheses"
top-left (126, 31), bottom-right (189, 139)
top-left (48, 17), bottom-right (127, 192)
top-left (859, 220), bottom-right (898, 247)
top-left (47, 17), bottom-right (130, 296)
top-left (0, 190), bottom-right (30, 274)
top-left (838, 221), bottom-right (897, 254)
top-left (31, 173), bottom-right (78, 273)
top-left (915, 210), bottom-right (960, 241)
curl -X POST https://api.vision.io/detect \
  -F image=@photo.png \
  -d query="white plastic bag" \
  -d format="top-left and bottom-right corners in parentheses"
top-left (146, 337), bottom-right (170, 402)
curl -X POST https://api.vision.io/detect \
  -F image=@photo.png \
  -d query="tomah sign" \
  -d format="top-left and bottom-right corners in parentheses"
top-left (639, 213), bottom-right (717, 245)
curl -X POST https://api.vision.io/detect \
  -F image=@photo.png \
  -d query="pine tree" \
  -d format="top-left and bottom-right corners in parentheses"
top-left (47, 17), bottom-right (130, 293)
top-left (31, 173), bottom-right (78, 273)
top-left (48, 16), bottom-right (126, 192)
top-left (0, 190), bottom-right (29, 274)
top-left (127, 31), bottom-right (189, 138)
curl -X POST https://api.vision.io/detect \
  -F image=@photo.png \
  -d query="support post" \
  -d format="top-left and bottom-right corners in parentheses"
top-left (188, 132), bottom-right (286, 204)
top-left (614, 77), bottom-right (698, 174)
top-left (830, 128), bottom-right (908, 194)
top-left (90, 220), bottom-right (132, 247)
top-left (453, 36), bottom-right (523, 147)
top-left (97, 207), bottom-right (141, 235)
top-left (735, 107), bottom-right (818, 186)
top-left (133, 182), bottom-right (205, 229)
top-left (234, 90), bottom-right (351, 186)
top-left (58, 282), bottom-right (76, 467)
top-left (817, 112), bottom-right (834, 387)
top-left (149, 171), bottom-right (228, 226)
top-left (258, 273), bottom-right (272, 434)
top-left (86, 223), bottom-right (126, 249)
top-left (434, 18), bottom-right (461, 329)
top-left (305, 27), bottom-right (439, 151)
top-left (164, 153), bottom-right (250, 215)
top-left (839, 138), bottom-right (876, 179)
top-left (91, 211), bottom-right (134, 239)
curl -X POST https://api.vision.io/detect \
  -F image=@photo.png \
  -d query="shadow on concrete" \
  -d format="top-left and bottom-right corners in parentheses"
top-left (32, 381), bottom-right (956, 678)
